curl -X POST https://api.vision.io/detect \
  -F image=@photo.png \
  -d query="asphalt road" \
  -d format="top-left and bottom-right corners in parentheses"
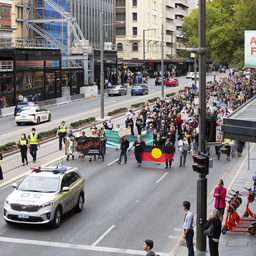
top-left (0, 72), bottom-right (224, 146)
top-left (0, 136), bottom-right (238, 256)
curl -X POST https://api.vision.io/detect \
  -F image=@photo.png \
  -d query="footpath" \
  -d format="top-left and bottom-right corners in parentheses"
top-left (176, 142), bottom-right (256, 256)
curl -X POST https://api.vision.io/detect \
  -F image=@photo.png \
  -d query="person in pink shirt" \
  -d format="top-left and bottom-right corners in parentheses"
top-left (213, 179), bottom-right (227, 222)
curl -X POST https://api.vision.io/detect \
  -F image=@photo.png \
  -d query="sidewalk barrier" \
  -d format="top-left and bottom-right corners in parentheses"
top-left (71, 93), bottom-right (85, 101)
top-left (0, 106), bottom-right (15, 117)
top-left (80, 86), bottom-right (97, 99)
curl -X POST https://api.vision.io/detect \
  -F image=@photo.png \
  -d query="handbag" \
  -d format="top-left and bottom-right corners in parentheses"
top-left (204, 223), bottom-right (214, 237)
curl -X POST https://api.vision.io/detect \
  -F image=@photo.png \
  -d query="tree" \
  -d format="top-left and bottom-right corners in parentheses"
top-left (180, 0), bottom-right (256, 68)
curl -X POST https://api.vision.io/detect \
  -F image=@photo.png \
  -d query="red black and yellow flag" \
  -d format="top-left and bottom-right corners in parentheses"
top-left (140, 145), bottom-right (174, 162)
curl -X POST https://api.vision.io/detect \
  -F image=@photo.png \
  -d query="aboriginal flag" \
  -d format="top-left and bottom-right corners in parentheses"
top-left (140, 145), bottom-right (174, 162)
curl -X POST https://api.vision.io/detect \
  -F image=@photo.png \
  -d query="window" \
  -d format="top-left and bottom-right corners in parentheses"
top-left (117, 43), bottom-right (123, 51)
top-left (166, 18), bottom-right (173, 23)
top-left (132, 13), bottom-right (137, 21)
top-left (116, 27), bottom-right (126, 35)
top-left (132, 43), bottom-right (138, 51)
top-left (166, 6), bottom-right (173, 12)
top-left (116, 13), bottom-right (125, 21)
top-left (133, 0), bottom-right (137, 7)
top-left (133, 27), bottom-right (137, 36)
top-left (116, 0), bottom-right (125, 7)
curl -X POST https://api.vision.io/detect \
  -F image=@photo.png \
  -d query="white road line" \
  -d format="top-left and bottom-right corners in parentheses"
top-left (0, 236), bottom-right (171, 256)
top-left (91, 225), bottom-right (116, 247)
top-left (156, 172), bottom-right (168, 183)
top-left (107, 158), bottom-right (119, 166)
top-left (105, 100), bottom-right (117, 104)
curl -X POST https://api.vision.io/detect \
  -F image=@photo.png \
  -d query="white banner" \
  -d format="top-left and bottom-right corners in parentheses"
top-left (244, 31), bottom-right (256, 68)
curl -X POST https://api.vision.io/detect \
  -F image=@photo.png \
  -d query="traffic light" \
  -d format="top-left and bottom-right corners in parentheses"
top-left (192, 155), bottom-right (209, 175)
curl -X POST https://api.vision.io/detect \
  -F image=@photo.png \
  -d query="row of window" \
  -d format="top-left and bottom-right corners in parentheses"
top-left (117, 43), bottom-right (138, 51)
top-left (116, 0), bottom-right (137, 7)
top-left (116, 27), bottom-right (137, 36)
top-left (116, 12), bottom-right (137, 21)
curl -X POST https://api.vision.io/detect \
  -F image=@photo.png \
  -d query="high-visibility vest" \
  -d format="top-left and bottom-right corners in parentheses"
top-left (224, 138), bottom-right (231, 143)
top-left (59, 125), bottom-right (67, 133)
top-left (19, 139), bottom-right (27, 146)
top-left (29, 133), bottom-right (38, 145)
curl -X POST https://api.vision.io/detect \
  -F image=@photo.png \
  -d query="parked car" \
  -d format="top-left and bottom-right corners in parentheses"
top-left (15, 106), bottom-right (51, 125)
top-left (191, 72), bottom-right (199, 80)
top-left (186, 72), bottom-right (194, 79)
top-left (220, 68), bottom-right (226, 73)
top-left (14, 102), bottom-right (34, 116)
top-left (166, 78), bottom-right (179, 87)
top-left (108, 85), bottom-right (127, 96)
top-left (3, 166), bottom-right (85, 228)
top-left (131, 84), bottom-right (148, 96)
top-left (155, 77), bottom-right (165, 86)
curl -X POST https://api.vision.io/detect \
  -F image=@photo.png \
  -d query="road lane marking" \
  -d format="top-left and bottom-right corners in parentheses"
top-left (91, 225), bottom-right (116, 247)
top-left (107, 158), bottom-right (119, 166)
top-left (0, 236), bottom-right (171, 256)
top-left (156, 172), bottom-right (168, 183)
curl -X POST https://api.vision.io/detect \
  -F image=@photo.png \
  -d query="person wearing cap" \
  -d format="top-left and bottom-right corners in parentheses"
top-left (128, 135), bottom-right (145, 167)
top-left (28, 127), bottom-right (40, 163)
top-left (182, 201), bottom-right (194, 256)
top-left (56, 121), bottom-right (67, 150)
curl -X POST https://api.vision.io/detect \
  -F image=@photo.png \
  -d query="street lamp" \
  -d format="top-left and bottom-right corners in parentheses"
top-left (100, 12), bottom-right (124, 119)
top-left (143, 28), bottom-right (158, 77)
top-left (143, 26), bottom-right (164, 98)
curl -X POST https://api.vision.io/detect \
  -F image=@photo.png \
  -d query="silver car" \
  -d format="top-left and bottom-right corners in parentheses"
top-left (3, 166), bottom-right (85, 228)
top-left (108, 85), bottom-right (127, 96)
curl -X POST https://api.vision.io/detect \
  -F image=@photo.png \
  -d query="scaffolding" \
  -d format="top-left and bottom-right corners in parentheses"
top-left (17, 0), bottom-right (94, 85)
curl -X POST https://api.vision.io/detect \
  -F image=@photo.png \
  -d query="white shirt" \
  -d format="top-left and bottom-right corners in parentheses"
top-left (183, 210), bottom-right (194, 230)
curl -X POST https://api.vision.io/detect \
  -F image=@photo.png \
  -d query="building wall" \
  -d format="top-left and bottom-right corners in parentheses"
top-left (71, 0), bottom-right (114, 49)
top-left (0, 0), bottom-right (14, 46)
top-left (115, 0), bottom-right (197, 61)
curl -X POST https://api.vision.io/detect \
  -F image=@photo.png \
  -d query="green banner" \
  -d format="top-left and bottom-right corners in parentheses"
top-left (105, 130), bottom-right (154, 149)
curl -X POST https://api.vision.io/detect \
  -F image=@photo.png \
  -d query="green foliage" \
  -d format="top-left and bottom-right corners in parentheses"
top-left (131, 102), bottom-right (145, 108)
top-left (0, 142), bottom-right (16, 151)
top-left (166, 92), bottom-right (176, 97)
top-left (38, 128), bottom-right (58, 138)
top-left (70, 117), bottom-right (96, 127)
top-left (179, 89), bottom-right (185, 93)
top-left (108, 108), bottom-right (128, 116)
top-left (148, 97), bottom-right (158, 103)
top-left (180, 0), bottom-right (256, 68)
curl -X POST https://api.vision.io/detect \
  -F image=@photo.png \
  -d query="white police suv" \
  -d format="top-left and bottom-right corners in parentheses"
top-left (3, 166), bottom-right (85, 228)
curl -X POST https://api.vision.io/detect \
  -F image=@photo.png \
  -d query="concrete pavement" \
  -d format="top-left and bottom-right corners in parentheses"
top-left (176, 142), bottom-right (256, 256)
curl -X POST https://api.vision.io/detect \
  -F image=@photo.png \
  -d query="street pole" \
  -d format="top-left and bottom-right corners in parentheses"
top-left (143, 29), bottom-right (145, 77)
top-left (100, 12), bottom-right (104, 119)
top-left (197, 0), bottom-right (207, 252)
top-left (161, 23), bottom-right (164, 98)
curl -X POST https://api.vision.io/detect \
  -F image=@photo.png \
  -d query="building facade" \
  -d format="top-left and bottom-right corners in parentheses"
top-left (115, 0), bottom-right (197, 62)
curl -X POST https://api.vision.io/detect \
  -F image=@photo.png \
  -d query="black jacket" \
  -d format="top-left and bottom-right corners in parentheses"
top-left (204, 218), bottom-right (221, 239)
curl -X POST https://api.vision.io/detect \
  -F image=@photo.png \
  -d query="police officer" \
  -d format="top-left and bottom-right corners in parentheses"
top-left (28, 127), bottom-right (40, 163)
top-left (56, 121), bottom-right (67, 150)
top-left (18, 133), bottom-right (28, 166)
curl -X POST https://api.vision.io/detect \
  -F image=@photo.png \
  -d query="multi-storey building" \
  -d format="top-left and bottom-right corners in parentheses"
top-left (115, 0), bottom-right (197, 73)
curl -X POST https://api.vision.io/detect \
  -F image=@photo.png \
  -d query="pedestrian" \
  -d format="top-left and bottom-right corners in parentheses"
top-left (100, 130), bottom-right (107, 161)
top-left (65, 129), bottom-right (75, 161)
top-left (143, 239), bottom-right (157, 256)
top-left (182, 201), bottom-right (194, 256)
top-left (213, 179), bottom-right (227, 222)
top-left (204, 209), bottom-right (222, 256)
top-left (34, 93), bottom-right (39, 103)
top-left (56, 121), bottom-right (67, 150)
top-left (0, 151), bottom-right (3, 180)
top-left (28, 127), bottom-right (40, 163)
top-left (75, 128), bottom-right (82, 138)
top-left (165, 138), bottom-right (173, 169)
top-left (89, 129), bottom-right (98, 161)
top-left (116, 135), bottom-right (130, 164)
top-left (17, 133), bottom-right (28, 166)
top-left (178, 136), bottom-right (188, 167)
top-left (129, 135), bottom-right (145, 167)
